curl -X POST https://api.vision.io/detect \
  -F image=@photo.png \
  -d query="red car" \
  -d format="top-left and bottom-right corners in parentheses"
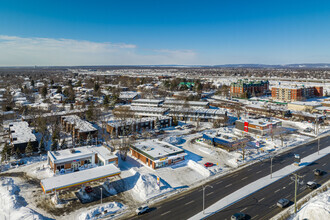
top-left (85, 186), bottom-right (93, 193)
top-left (204, 162), bottom-right (214, 167)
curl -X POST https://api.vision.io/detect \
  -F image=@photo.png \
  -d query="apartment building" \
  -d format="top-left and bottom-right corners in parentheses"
top-left (230, 79), bottom-right (269, 98)
top-left (271, 85), bottom-right (323, 102)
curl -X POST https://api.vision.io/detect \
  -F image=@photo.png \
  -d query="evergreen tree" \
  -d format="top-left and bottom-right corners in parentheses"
top-left (1, 143), bottom-right (11, 162)
top-left (51, 139), bottom-right (58, 151)
top-left (41, 86), bottom-right (48, 98)
top-left (38, 137), bottom-right (45, 154)
top-left (25, 140), bottom-right (34, 155)
top-left (15, 147), bottom-right (22, 159)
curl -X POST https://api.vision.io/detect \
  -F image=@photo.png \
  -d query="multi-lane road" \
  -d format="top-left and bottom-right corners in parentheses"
top-left (130, 135), bottom-right (330, 220)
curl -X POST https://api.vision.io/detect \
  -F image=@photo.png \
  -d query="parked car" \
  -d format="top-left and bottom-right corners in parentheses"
top-left (204, 162), bottom-right (214, 167)
top-left (303, 127), bottom-right (313, 133)
top-left (314, 169), bottom-right (324, 176)
top-left (231, 213), bottom-right (246, 220)
top-left (277, 198), bottom-right (290, 208)
top-left (85, 186), bottom-right (93, 193)
top-left (136, 206), bottom-right (149, 215)
top-left (306, 181), bottom-right (317, 189)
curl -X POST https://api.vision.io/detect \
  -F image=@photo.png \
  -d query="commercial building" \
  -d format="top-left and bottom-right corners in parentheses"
top-left (47, 145), bottom-right (118, 173)
top-left (131, 99), bottom-right (164, 107)
top-left (106, 116), bottom-right (172, 136)
top-left (129, 106), bottom-right (170, 117)
top-left (61, 115), bottom-right (98, 140)
top-left (202, 132), bottom-right (250, 151)
top-left (130, 140), bottom-right (187, 169)
top-left (235, 118), bottom-right (282, 136)
top-left (163, 100), bottom-right (209, 109)
top-left (8, 121), bottom-right (38, 152)
top-left (169, 107), bottom-right (227, 122)
top-left (287, 101), bottom-right (322, 112)
top-left (230, 79), bottom-right (269, 98)
top-left (271, 85), bottom-right (323, 102)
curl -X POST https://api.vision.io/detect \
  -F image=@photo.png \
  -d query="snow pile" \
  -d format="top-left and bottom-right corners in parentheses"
top-left (132, 173), bottom-right (172, 202)
top-left (293, 190), bottom-right (330, 220)
top-left (0, 177), bottom-right (44, 220)
top-left (187, 160), bottom-right (212, 177)
top-left (78, 202), bottom-right (125, 220)
top-left (163, 136), bottom-right (184, 145)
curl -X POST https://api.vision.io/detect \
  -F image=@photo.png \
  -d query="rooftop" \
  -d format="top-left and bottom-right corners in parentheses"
top-left (48, 146), bottom-right (96, 164)
top-left (62, 115), bottom-right (97, 133)
top-left (132, 140), bottom-right (185, 160)
top-left (9, 121), bottom-right (37, 144)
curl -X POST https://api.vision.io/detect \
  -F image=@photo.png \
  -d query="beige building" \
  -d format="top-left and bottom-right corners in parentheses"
top-left (287, 101), bottom-right (322, 112)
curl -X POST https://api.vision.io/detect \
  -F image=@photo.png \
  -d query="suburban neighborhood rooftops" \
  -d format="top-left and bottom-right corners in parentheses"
top-left (132, 140), bottom-right (185, 160)
top-left (132, 99), bottom-right (164, 104)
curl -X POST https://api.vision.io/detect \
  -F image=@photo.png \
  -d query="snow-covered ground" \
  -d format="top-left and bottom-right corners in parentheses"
top-left (291, 189), bottom-right (330, 220)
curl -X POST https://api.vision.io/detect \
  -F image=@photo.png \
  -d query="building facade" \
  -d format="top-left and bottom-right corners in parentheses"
top-left (271, 86), bottom-right (323, 102)
top-left (231, 79), bottom-right (269, 98)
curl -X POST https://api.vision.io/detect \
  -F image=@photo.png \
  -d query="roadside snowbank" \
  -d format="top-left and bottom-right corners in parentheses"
top-left (132, 173), bottom-right (173, 202)
top-left (0, 177), bottom-right (45, 220)
top-left (78, 202), bottom-right (125, 220)
top-left (293, 190), bottom-right (330, 220)
top-left (187, 160), bottom-right (212, 177)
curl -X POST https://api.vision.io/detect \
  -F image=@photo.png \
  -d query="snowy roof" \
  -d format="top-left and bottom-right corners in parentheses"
top-left (119, 91), bottom-right (138, 99)
top-left (108, 116), bottom-right (171, 128)
top-left (9, 121), bottom-right (37, 144)
top-left (163, 100), bottom-right (209, 106)
top-left (130, 106), bottom-right (170, 113)
top-left (90, 145), bottom-right (117, 162)
top-left (61, 115), bottom-right (97, 133)
top-left (237, 118), bottom-right (280, 127)
top-left (22, 108), bottom-right (88, 120)
top-left (132, 99), bottom-right (164, 104)
top-left (289, 101), bottom-right (322, 107)
top-left (132, 140), bottom-right (185, 160)
top-left (40, 164), bottom-right (121, 193)
top-left (48, 146), bottom-right (96, 164)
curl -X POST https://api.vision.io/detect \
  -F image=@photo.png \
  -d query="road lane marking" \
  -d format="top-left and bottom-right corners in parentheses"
top-left (302, 151), bottom-right (306, 154)
top-left (207, 192), bottom-right (214, 196)
top-left (225, 184), bottom-right (232, 188)
top-left (248, 168), bottom-right (252, 171)
top-left (275, 189), bottom-right (280, 193)
top-left (252, 214), bottom-right (259, 219)
top-left (269, 204), bottom-right (275, 208)
top-left (256, 171), bottom-right (262, 174)
top-left (240, 207), bottom-right (248, 212)
top-left (216, 181), bottom-right (223, 185)
top-left (161, 211), bottom-right (171, 216)
top-left (322, 163), bottom-right (326, 166)
top-left (241, 177), bottom-right (248, 180)
top-left (289, 182), bottom-right (293, 185)
top-left (185, 200), bottom-right (194, 205)
top-left (260, 163), bottom-right (264, 166)
top-left (177, 196), bottom-right (185, 201)
top-left (259, 197), bottom-right (265, 202)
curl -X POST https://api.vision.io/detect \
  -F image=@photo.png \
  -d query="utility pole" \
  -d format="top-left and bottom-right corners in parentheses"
top-left (100, 187), bottom-right (103, 204)
top-left (202, 185), bottom-right (213, 214)
top-left (291, 173), bottom-right (303, 214)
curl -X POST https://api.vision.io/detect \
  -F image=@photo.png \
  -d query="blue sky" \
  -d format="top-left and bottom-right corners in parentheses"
top-left (0, 0), bottom-right (330, 66)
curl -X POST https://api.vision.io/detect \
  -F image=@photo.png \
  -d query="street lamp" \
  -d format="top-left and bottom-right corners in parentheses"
top-left (100, 188), bottom-right (103, 204)
top-left (202, 185), bottom-right (213, 214)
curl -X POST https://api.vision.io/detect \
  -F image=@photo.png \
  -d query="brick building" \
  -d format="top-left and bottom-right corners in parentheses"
top-left (61, 115), bottom-right (98, 140)
top-left (271, 85), bottom-right (323, 102)
top-left (230, 79), bottom-right (269, 98)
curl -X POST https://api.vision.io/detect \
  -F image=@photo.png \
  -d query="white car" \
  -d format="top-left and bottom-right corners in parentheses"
top-left (136, 206), bottom-right (149, 215)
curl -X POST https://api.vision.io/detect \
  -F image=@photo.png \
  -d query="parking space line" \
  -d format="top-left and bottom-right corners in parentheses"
top-left (256, 171), bottom-right (262, 174)
top-left (252, 214), bottom-right (259, 219)
top-left (240, 207), bottom-right (248, 212)
top-left (322, 163), bottom-right (326, 166)
top-left (275, 189), bottom-right (280, 193)
top-left (259, 197), bottom-right (265, 202)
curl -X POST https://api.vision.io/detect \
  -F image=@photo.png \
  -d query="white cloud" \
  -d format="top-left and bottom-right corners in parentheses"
top-left (0, 35), bottom-right (197, 66)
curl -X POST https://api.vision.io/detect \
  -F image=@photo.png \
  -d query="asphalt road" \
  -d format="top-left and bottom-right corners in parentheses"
top-left (207, 154), bottom-right (329, 220)
top-left (131, 135), bottom-right (330, 220)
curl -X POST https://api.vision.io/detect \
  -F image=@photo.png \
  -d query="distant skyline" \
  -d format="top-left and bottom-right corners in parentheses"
top-left (1, 0), bottom-right (330, 66)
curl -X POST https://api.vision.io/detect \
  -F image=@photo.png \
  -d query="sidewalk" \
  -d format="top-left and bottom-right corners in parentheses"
top-left (189, 145), bottom-right (330, 220)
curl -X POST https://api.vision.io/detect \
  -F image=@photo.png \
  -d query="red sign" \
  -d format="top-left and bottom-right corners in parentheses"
top-left (244, 122), bottom-right (249, 132)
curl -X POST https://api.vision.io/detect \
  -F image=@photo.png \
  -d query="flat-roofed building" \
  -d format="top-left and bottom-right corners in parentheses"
top-left (131, 99), bottom-right (164, 107)
top-left (288, 101), bottom-right (322, 112)
top-left (235, 118), bottom-right (282, 136)
top-left (130, 140), bottom-right (187, 169)
top-left (106, 116), bottom-right (172, 136)
top-left (169, 107), bottom-right (227, 122)
top-left (271, 85), bottom-right (323, 102)
top-left (130, 106), bottom-right (170, 117)
top-left (47, 145), bottom-right (118, 173)
top-left (163, 100), bottom-right (209, 109)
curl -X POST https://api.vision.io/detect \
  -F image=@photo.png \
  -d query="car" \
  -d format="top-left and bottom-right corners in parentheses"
top-left (314, 169), bottom-right (324, 176)
top-left (204, 162), bottom-right (214, 167)
top-left (277, 198), bottom-right (290, 208)
top-left (85, 186), bottom-right (93, 193)
top-left (306, 181), bottom-right (317, 189)
top-left (303, 127), bottom-right (313, 133)
top-left (231, 213), bottom-right (246, 220)
top-left (136, 206), bottom-right (149, 215)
